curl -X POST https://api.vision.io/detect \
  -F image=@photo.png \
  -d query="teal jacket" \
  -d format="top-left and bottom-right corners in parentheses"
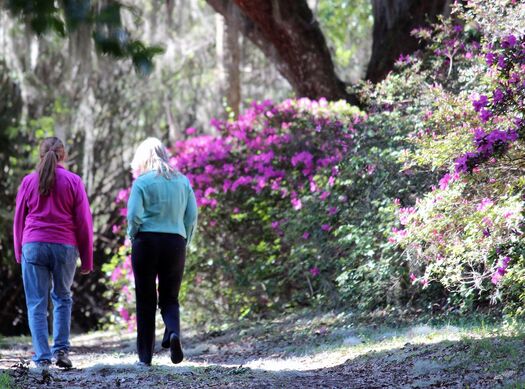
top-left (127, 171), bottom-right (198, 245)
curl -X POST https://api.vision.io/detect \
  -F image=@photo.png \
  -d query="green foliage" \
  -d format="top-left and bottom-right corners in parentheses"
top-left (317, 0), bottom-right (372, 66)
top-left (391, 1), bottom-right (525, 315)
top-left (4, 0), bottom-right (164, 75)
top-left (317, 0), bottom-right (372, 79)
top-left (0, 372), bottom-right (17, 389)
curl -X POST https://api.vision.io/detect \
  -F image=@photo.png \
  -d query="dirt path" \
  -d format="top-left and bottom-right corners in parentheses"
top-left (1, 313), bottom-right (524, 388)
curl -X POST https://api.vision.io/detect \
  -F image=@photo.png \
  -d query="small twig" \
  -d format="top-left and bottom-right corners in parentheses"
top-left (306, 274), bottom-right (314, 298)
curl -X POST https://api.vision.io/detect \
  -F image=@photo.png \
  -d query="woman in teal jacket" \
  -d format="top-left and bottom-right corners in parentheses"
top-left (127, 137), bottom-right (198, 366)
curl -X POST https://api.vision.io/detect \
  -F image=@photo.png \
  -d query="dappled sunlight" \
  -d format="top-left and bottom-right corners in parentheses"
top-left (240, 324), bottom-right (465, 373)
top-left (2, 316), bottom-right (525, 387)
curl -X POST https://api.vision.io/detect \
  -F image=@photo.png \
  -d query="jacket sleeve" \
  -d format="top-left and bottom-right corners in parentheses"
top-left (127, 180), bottom-right (144, 241)
top-left (13, 178), bottom-right (28, 263)
top-left (74, 179), bottom-right (94, 272)
top-left (183, 181), bottom-right (198, 246)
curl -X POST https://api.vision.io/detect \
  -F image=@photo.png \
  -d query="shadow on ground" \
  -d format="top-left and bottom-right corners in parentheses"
top-left (1, 314), bottom-right (525, 388)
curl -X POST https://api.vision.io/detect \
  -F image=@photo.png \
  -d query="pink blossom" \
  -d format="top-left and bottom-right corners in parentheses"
top-left (223, 164), bottom-right (235, 175)
top-left (392, 227), bottom-right (408, 238)
top-left (291, 197), bottom-right (302, 210)
top-left (291, 151), bottom-right (314, 168)
top-left (410, 273), bottom-right (417, 282)
top-left (110, 267), bottom-right (122, 282)
top-left (116, 188), bottom-right (130, 204)
top-left (482, 217), bottom-right (493, 227)
top-left (309, 267), bottom-right (320, 277)
top-left (491, 269), bottom-right (505, 285)
top-left (328, 207), bottom-right (338, 216)
top-left (118, 308), bottom-right (130, 322)
top-left (321, 224), bottom-right (331, 231)
top-left (476, 198), bottom-right (494, 212)
top-left (231, 176), bottom-right (252, 191)
top-left (302, 232), bottom-right (310, 240)
top-left (439, 173), bottom-right (453, 190)
top-left (366, 164), bottom-right (376, 175)
top-left (398, 207), bottom-right (416, 225)
top-left (204, 187), bottom-right (217, 197)
top-left (255, 177), bottom-right (267, 192)
top-left (320, 191), bottom-right (330, 201)
top-left (126, 315), bottom-right (136, 332)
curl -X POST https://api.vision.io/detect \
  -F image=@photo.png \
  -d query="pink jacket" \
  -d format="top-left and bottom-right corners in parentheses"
top-left (13, 165), bottom-right (93, 272)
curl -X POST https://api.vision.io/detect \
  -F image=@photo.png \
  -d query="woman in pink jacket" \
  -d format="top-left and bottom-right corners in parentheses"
top-left (13, 137), bottom-right (93, 371)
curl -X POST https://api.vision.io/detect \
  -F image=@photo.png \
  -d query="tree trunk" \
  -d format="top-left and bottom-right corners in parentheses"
top-left (366, 0), bottom-right (450, 82)
top-left (224, 2), bottom-right (241, 117)
top-left (206, 0), bottom-right (358, 104)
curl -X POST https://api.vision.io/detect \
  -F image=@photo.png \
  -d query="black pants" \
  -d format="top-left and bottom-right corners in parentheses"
top-left (131, 232), bottom-right (186, 364)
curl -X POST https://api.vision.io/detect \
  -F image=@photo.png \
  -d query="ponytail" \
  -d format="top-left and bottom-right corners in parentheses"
top-left (37, 137), bottom-right (65, 196)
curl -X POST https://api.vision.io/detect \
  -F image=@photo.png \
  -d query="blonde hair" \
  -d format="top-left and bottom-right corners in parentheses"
top-left (130, 137), bottom-right (177, 178)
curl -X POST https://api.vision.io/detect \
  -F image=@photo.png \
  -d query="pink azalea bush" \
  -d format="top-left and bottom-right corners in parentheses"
top-left (104, 98), bottom-right (367, 323)
top-left (393, 1), bottom-right (525, 314)
top-left (104, 1), bottom-right (525, 324)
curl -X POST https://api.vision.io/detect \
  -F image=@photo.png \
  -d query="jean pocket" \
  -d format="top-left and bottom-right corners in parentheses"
top-left (22, 243), bottom-right (47, 266)
top-left (64, 246), bottom-right (79, 264)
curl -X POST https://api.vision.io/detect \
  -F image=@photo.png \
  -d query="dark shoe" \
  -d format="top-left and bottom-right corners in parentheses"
top-left (54, 350), bottom-right (73, 369)
top-left (135, 361), bottom-right (151, 368)
top-left (169, 333), bottom-right (184, 364)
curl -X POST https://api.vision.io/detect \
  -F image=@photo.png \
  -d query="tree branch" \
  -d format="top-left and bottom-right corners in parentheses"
top-left (206, 0), bottom-right (360, 105)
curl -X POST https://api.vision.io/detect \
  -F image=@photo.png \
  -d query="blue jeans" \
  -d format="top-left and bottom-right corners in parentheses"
top-left (22, 242), bottom-right (78, 363)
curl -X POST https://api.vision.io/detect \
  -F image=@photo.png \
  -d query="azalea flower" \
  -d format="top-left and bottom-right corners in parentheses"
top-left (309, 267), bottom-right (320, 277)
top-left (477, 198), bottom-right (494, 211)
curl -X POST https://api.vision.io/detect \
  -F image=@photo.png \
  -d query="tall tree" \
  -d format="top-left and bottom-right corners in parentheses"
top-left (206, 0), bottom-right (356, 104)
top-left (207, 0), bottom-right (449, 103)
top-left (4, 0), bottom-right (450, 103)
top-left (366, 0), bottom-right (451, 82)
